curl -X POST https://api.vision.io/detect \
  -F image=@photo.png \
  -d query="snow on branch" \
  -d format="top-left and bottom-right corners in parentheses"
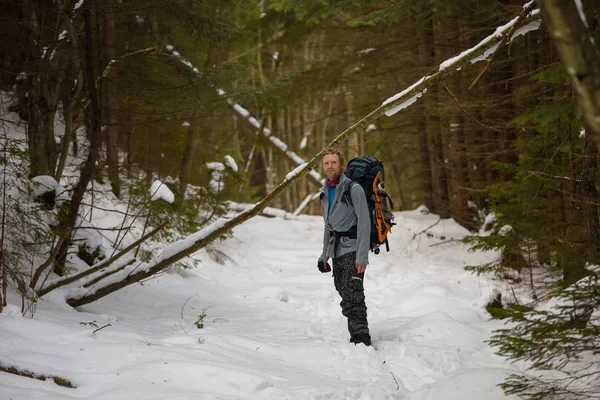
top-left (166, 48), bottom-right (324, 187)
top-left (380, 1), bottom-right (539, 117)
top-left (293, 191), bottom-right (321, 216)
top-left (574, 0), bottom-right (589, 27)
top-left (216, 91), bottom-right (324, 186)
top-left (63, 4), bottom-right (541, 307)
top-left (96, 44), bottom-right (324, 188)
top-left (468, 1), bottom-right (540, 88)
top-left (37, 223), bottom-right (167, 297)
top-left (439, 3), bottom-right (539, 72)
top-left (99, 47), bottom-right (159, 83)
top-left (227, 202), bottom-right (296, 219)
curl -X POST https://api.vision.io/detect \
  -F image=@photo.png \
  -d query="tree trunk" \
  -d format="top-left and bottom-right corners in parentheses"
top-left (344, 85), bottom-right (359, 160)
top-left (283, 109), bottom-right (293, 211)
top-left (178, 123), bottom-right (201, 201)
top-left (54, 105), bottom-right (73, 182)
top-left (442, 21), bottom-right (473, 229)
top-left (431, 17), bottom-right (450, 218)
top-left (104, 6), bottom-right (120, 198)
top-left (28, 111), bottom-right (55, 177)
top-left (54, 0), bottom-right (102, 275)
top-left (417, 16), bottom-right (435, 211)
top-left (538, 0), bottom-right (600, 153)
top-left (55, 50), bottom-right (83, 182)
top-left (447, 113), bottom-right (472, 227)
top-left (125, 114), bottom-right (134, 178)
top-left (20, 0), bottom-right (62, 178)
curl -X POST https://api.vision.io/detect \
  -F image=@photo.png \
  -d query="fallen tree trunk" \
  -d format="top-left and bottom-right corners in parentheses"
top-left (37, 222), bottom-right (166, 297)
top-left (65, 3), bottom-right (539, 308)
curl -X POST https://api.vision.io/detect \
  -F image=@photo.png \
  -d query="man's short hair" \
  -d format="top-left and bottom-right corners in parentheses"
top-left (322, 148), bottom-right (345, 169)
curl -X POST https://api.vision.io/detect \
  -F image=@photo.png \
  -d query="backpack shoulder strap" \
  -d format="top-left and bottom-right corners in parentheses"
top-left (341, 181), bottom-right (359, 207)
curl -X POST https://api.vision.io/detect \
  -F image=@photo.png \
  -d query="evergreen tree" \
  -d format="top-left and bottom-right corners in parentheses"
top-left (490, 272), bottom-right (600, 400)
top-left (464, 3), bottom-right (600, 398)
top-left (464, 64), bottom-right (595, 287)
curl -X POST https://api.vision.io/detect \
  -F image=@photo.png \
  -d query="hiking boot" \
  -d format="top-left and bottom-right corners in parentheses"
top-left (347, 317), bottom-right (369, 342)
top-left (350, 332), bottom-right (372, 346)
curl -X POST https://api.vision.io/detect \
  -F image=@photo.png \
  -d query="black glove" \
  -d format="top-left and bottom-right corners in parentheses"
top-left (318, 260), bottom-right (331, 273)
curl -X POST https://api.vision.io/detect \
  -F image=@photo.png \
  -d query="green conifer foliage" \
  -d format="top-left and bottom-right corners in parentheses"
top-left (465, 63), bottom-right (596, 282)
top-left (490, 273), bottom-right (600, 400)
top-left (464, 8), bottom-right (600, 394)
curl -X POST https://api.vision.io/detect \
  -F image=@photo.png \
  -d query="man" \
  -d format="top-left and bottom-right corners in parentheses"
top-left (317, 148), bottom-right (372, 346)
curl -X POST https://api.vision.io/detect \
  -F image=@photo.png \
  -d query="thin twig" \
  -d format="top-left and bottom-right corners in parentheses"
top-left (112, 194), bottom-right (134, 251)
top-left (79, 201), bottom-right (141, 215)
top-left (429, 238), bottom-right (459, 247)
top-left (441, 82), bottom-right (501, 132)
top-left (413, 217), bottom-right (442, 238)
top-left (525, 170), bottom-right (578, 183)
top-left (390, 372), bottom-right (400, 390)
top-left (92, 323), bottom-right (111, 334)
top-left (511, 286), bottom-right (520, 305)
top-left (178, 293), bottom-right (199, 336)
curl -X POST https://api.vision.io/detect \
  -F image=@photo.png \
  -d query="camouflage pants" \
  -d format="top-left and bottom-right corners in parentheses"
top-left (332, 251), bottom-right (369, 336)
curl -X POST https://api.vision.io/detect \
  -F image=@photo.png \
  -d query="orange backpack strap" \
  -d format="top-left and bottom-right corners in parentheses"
top-left (372, 171), bottom-right (392, 243)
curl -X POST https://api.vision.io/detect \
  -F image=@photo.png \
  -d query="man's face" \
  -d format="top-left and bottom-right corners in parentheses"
top-left (322, 154), bottom-right (343, 182)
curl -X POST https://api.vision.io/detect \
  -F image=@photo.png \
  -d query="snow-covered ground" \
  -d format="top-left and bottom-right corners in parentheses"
top-left (0, 206), bottom-right (519, 400)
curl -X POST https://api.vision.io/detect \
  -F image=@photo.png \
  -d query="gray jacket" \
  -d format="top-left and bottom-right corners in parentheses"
top-left (319, 173), bottom-right (371, 265)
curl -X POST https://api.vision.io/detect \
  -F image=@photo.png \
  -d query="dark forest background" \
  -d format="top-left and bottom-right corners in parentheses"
top-left (2, 2), bottom-right (600, 398)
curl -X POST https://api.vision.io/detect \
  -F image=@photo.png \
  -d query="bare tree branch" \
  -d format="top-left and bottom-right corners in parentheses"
top-left (37, 222), bottom-right (166, 296)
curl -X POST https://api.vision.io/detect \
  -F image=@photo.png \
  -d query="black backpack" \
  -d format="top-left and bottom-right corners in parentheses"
top-left (343, 156), bottom-right (395, 254)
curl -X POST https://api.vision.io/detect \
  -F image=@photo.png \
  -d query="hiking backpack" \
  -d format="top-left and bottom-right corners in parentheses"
top-left (343, 156), bottom-right (395, 254)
